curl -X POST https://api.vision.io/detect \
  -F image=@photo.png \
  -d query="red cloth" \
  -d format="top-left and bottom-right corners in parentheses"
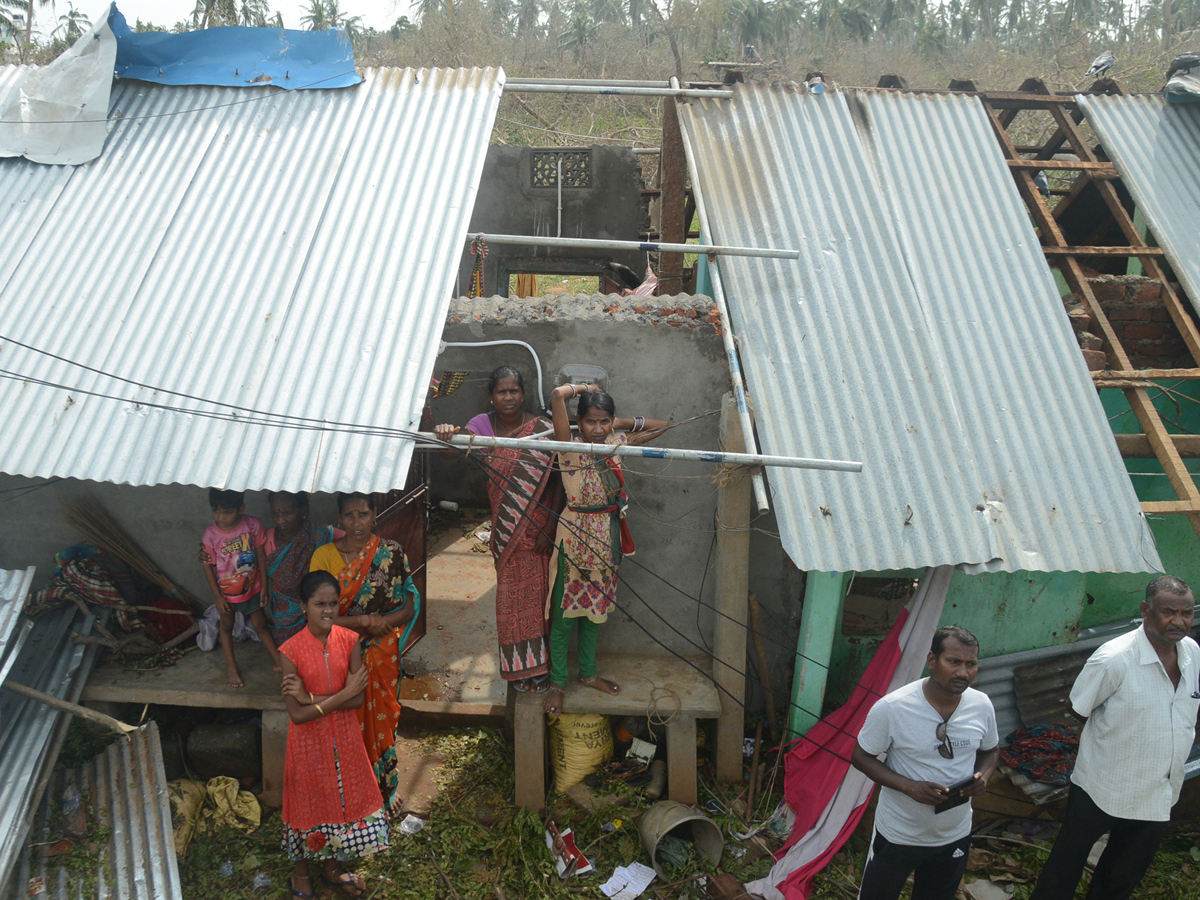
top-left (775, 608), bottom-right (910, 898)
top-left (280, 626), bottom-right (383, 831)
top-left (144, 595), bottom-right (196, 643)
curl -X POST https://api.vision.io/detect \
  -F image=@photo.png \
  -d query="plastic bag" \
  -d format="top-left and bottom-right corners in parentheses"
top-left (548, 713), bottom-right (612, 794)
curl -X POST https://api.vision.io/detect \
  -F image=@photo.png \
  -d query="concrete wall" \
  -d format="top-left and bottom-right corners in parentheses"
top-left (433, 293), bottom-right (751, 658)
top-left (458, 146), bottom-right (646, 296)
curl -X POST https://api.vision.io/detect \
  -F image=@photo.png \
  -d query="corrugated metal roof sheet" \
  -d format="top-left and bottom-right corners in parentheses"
top-left (9, 723), bottom-right (180, 900)
top-left (1076, 94), bottom-right (1200, 314)
top-left (678, 84), bottom-right (1157, 574)
top-left (0, 67), bottom-right (503, 493)
top-left (0, 603), bottom-right (101, 888)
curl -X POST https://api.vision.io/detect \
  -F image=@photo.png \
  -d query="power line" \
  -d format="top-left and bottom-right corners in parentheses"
top-left (464, 449), bottom-right (1038, 808)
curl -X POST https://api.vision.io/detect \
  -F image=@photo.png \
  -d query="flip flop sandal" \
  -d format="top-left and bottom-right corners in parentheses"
top-left (287, 878), bottom-right (315, 900)
top-left (321, 874), bottom-right (366, 898)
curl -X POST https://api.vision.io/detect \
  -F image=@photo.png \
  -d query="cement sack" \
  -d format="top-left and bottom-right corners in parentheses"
top-left (548, 713), bottom-right (612, 794)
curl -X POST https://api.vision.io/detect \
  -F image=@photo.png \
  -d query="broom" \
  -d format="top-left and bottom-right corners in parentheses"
top-left (62, 497), bottom-right (205, 611)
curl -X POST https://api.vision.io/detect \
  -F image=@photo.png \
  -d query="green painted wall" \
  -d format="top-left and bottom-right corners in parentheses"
top-left (819, 383), bottom-right (1200, 713)
top-left (1083, 385), bottom-right (1200, 627)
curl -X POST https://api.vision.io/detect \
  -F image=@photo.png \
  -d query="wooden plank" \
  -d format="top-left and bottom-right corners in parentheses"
top-left (1142, 501), bottom-right (1200, 514)
top-left (513, 690), bottom-right (546, 811)
top-left (713, 394), bottom-right (750, 783)
top-left (1006, 159), bottom-right (1117, 173)
top-left (658, 97), bottom-right (686, 295)
top-left (1115, 434), bottom-right (1200, 458)
top-left (1043, 246), bottom-right (1165, 257)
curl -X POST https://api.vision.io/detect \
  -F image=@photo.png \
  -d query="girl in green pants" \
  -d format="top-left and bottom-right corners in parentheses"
top-left (542, 382), bottom-right (668, 715)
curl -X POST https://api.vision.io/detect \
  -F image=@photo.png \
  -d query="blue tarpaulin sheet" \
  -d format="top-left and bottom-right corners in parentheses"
top-left (110, 6), bottom-right (362, 91)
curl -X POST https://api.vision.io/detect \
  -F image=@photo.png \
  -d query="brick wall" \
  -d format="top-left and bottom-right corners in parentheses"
top-left (1063, 275), bottom-right (1193, 370)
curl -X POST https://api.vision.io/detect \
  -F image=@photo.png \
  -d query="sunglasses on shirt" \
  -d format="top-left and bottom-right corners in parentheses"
top-left (936, 721), bottom-right (953, 759)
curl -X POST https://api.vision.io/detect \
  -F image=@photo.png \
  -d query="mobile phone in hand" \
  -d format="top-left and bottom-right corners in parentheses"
top-left (934, 775), bottom-right (977, 814)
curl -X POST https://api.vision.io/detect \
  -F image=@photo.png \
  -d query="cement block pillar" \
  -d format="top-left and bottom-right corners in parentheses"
top-left (513, 691), bottom-right (546, 811)
top-left (713, 393), bottom-right (750, 782)
top-left (786, 572), bottom-right (849, 738)
top-left (260, 709), bottom-right (290, 808)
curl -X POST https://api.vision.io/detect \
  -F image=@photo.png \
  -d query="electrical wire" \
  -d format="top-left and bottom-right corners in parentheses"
top-left (0, 341), bottom-right (1032, 802)
top-left (465, 448), bottom-right (1038, 809)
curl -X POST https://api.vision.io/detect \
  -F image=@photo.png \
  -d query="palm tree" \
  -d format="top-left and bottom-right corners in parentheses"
top-left (54, 2), bottom-right (89, 40)
top-left (239, 0), bottom-right (273, 26)
top-left (515, 0), bottom-right (541, 37)
top-left (325, 0), bottom-right (362, 34)
top-left (726, 0), bottom-right (773, 53)
top-left (300, 0), bottom-right (329, 29)
top-left (559, 0), bottom-right (597, 59)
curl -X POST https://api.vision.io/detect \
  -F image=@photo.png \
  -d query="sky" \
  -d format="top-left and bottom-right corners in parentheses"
top-left (71, 0), bottom-right (403, 35)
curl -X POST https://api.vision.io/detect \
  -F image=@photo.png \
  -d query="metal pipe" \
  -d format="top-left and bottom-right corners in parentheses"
top-left (423, 432), bottom-right (863, 473)
top-left (633, 148), bottom-right (661, 155)
top-left (465, 233), bottom-right (798, 260)
top-left (678, 103), bottom-right (771, 512)
top-left (439, 340), bottom-right (547, 409)
top-left (504, 84), bottom-right (733, 99)
top-left (506, 77), bottom-right (673, 88)
top-left (557, 157), bottom-right (563, 238)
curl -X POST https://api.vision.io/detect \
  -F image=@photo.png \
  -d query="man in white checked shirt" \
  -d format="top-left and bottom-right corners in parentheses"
top-left (1030, 575), bottom-right (1199, 900)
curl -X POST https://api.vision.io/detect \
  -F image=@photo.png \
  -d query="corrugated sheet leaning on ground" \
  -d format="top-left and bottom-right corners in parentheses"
top-left (0, 66), bottom-right (503, 494)
top-left (0, 594), bottom-right (102, 890)
top-left (7, 723), bottom-right (181, 900)
top-left (1077, 93), bottom-right (1200, 317)
top-left (678, 84), bottom-right (1157, 574)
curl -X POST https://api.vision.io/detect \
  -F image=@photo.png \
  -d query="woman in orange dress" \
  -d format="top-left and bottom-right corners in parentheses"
top-left (279, 571), bottom-right (387, 900)
top-left (309, 492), bottom-right (420, 816)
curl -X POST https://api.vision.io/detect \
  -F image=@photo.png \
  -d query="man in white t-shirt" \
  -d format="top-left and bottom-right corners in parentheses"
top-left (1029, 575), bottom-right (1199, 900)
top-left (851, 625), bottom-right (999, 900)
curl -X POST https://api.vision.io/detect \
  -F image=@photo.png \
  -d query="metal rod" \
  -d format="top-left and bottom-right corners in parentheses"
top-left (506, 77), bottom-right (673, 88)
top-left (557, 157), bottom-right (563, 238)
top-left (465, 233), bottom-right (798, 260)
top-left (633, 148), bottom-right (661, 155)
top-left (425, 432), bottom-right (863, 474)
top-left (504, 84), bottom-right (734, 99)
top-left (677, 95), bottom-right (772, 512)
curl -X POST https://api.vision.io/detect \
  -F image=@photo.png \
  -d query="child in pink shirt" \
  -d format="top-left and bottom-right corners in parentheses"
top-left (202, 488), bottom-right (279, 687)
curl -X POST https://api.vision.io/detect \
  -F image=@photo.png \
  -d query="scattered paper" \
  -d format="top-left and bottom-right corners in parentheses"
top-left (600, 862), bottom-right (656, 899)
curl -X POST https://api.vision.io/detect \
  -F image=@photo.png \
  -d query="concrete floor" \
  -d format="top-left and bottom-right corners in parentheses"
top-left (401, 523), bottom-right (508, 716)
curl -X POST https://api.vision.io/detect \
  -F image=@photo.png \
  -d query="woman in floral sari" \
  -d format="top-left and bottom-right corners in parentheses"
top-left (309, 492), bottom-right (419, 816)
top-left (434, 366), bottom-right (563, 693)
top-left (264, 492), bottom-right (341, 644)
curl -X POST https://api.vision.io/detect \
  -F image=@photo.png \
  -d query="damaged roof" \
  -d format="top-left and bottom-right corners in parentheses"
top-left (0, 66), bottom-right (502, 494)
top-left (1076, 93), bottom-right (1200, 318)
top-left (679, 84), bottom-right (1158, 574)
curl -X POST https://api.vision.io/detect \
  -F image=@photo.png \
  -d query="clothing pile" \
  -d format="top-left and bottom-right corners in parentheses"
top-left (999, 724), bottom-right (1080, 786)
top-left (24, 546), bottom-right (196, 665)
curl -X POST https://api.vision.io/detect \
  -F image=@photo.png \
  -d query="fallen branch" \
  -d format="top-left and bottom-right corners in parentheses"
top-left (428, 850), bottom-right (464, 900)
top-left (2, 679), bottom-right (137, 734)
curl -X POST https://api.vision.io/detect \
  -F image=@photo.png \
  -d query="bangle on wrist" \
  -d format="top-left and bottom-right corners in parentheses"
top-left (314, 703), bottom-right (325, 716)
top-left (308, 692), bottom-right (314, 705)
top-left (634, 416), bottom-right (645, 432)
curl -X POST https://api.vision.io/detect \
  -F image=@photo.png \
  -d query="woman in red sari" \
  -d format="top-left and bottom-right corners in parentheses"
top-left (279, 571), bottom-right (386, 899)
top-left (310, 493), bottom-right (419, 817)
top-left (434, 366), bottom-right (563, 693)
